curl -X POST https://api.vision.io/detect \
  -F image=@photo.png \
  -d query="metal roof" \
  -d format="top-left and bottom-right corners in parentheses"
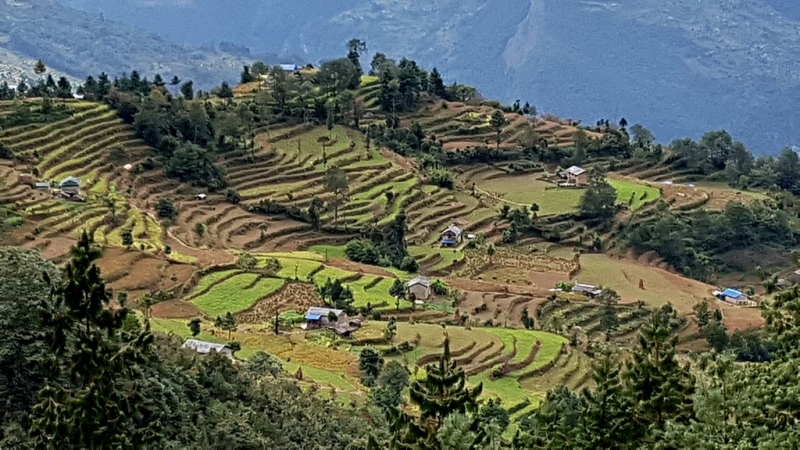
top-left (572, 283), bottom-right (602, 295)
top-left (59, 176), bottom-right (81, 186)
top-left (441, 224), bottom-right (462, 236)
top-left (305, 307), bottom-right (343, 317)
top-left (565, 166), bottom-right (586, 176)
top-left (279, 64), bottom-right (299, 71)
top-left (407, 276), bottom-right (431, 288)
top-left (722, 288), bottom-right (745, 299)
top-left (305, 313), bottom-right (322, 321)
top-left (181, 339), bottom-right (228, 354)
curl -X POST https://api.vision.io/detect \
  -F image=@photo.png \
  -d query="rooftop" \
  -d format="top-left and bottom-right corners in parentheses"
top-left (181, 339), bottom-right (229, 354)
top-left (407, 276), bottom-right (431, 288)
top-left (565, 166), bottom-right (586, 176)
top-left (279, 64), bottom-right (299, 71)
top-left (441, 224), bottom-right (463, 236)
top-left (59, 176), bottom-right (81, 186)
top-left (572, 283), bottom-right (602, 295)
top-left (305, 306), bottom-right (344, 320)
top-left (722, 288), bottom-right (746, 299)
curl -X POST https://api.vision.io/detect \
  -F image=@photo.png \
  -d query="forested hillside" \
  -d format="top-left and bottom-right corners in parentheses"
top-left (57, 0), bottom-right (800, 154)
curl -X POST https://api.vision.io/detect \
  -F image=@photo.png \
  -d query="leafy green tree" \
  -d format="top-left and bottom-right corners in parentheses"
top-left (216, 81), bottom-right (234, 99)
top-left (370, 360), bottom-right (409, 412)
top-left (490, 110), bottom-right (507, 150)
top-left (29, 232), bottom-right (158, 448)
top-left (155, 197), bottom-right (178, 220)
top-left (264, 257), bottom-right (282, 276)
top-left (237, 251), bottom-right (258, 270)
top-left (214, 312), bottom-right (237, 339)
top-left (319, 278), bottom-right (354, 310)
top-left (121, 228), bottom-right (134, 249)
top-left (308, 196), bottom-right (323, 231)
top-left (487, 244), bottom-right (496, 265)
top-left (579, 181), bottom-right (617, 220)
top-left (630, 124), bottom-right (655, 146)
top-left (389, 278), bottom-right (406, 299)
top-left (244, 351), bottom-right (282, 379)
top-left (521, 307), bottom-right (534, 329)
top-left (324, 166), bottom-right (349, 222)
top-left (318, 57), bottom-right (361, 96)
top-left (359, 348), bottom-right (384, 387)
top-left (33, 59), bottom-right (46, 77)
top-left (188, 318), bottom-right (202, 336)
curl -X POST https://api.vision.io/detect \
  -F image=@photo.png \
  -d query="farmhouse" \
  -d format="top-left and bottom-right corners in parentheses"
top-left (304, 306), bottom-right (344, 329)
top-left (560, 166), bottom-right (588, 186)
top-left (572, 282), bottom-right (602, 297)
top-left (715, 288), bottom-right (749, 306)
top-left (181, 339), bottom-right (235, 358)
top-left (441, 224), bottom-right (463, 246)
top-left (59, 176), bottom-right (81, 195)
top-left (407, 276), bottom-right (431, 300)
top-left (332, 313), bottom-right (364, 337)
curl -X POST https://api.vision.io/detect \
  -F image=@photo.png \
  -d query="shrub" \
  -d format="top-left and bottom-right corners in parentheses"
top-left (399, 256), bottom-right (419, 273)
top-left (345, 239), bottom-right (381, 265)
top-left (431, 279), bottom-right (449, 296)
top-left (155, 197), bottom-right (178, 220)
top-left (428, 167), bottom-right (454, 189)
top-left (0, 143), bottom-right (13, 159)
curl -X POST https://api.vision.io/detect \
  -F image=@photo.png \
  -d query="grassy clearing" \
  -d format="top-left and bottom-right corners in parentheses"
top-left (478, 176), bottom-right (583, 215)
top-left (692, 181), bottom-right (769, 200)
top-left (576, 253), bottom-right (713, 314)
top-left (190, 274), bottom-right (285, 316)
top-left (410, 246), bottom-right (465, 272)
top-left (608, 178), bottom-right (661, 211)
top-left (191, 270), bottom-right (241, 294)
top-left (308, 245), bottom-right (347, 260)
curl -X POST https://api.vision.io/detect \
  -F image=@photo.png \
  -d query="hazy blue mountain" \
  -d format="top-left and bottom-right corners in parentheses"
top-left (42, 1), bottom-right (800, 153)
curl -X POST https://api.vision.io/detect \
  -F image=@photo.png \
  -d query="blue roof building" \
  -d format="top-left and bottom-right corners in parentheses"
top-left (722, 288), bottom-right (745, 299)
top-left (279, 64), bottom-right (300, 72)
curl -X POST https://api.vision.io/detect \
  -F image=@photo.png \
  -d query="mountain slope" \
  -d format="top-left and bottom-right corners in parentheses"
top-left (0, 0), bottom-right (258, 87)
top-left (56, 0), bottom-right (800, 154)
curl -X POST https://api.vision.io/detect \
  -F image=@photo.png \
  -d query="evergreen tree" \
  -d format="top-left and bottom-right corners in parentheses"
top-left (180, 80), bottom-right (194, 100)
top-left (597, 288), bottom-right (620, 332)
top-left (389, 278), bottom-right (406, 299)
top-left (624, 310), bottom-right (695, 436)
top-left (581, 356), bottom-right (639, 448)
top-left (359, 348), bottom-right (384, 387)
top-left (384, 317), bottom-right (397, 344)
top-left (29, 232), bottom-right (158, 448)
top-left (217, 81), bottom-right (234, 99)
top-left (392, 338), bottom-right (483, 447)
top-left (188, 318), bottom-right (202, 336)
top-left (347, 38), bottom-right (367, 75)
top-left (429, 68), bottom-right (447, 98)
top-left (490, 110), bottom-right (507, 150)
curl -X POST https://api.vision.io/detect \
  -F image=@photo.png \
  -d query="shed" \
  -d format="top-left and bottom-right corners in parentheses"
top-left (441, 224), bottom-right (463, 246)
top-left (407, 276), bottom-right (431, 301)
top-left (279, 64), bottom-right (300, 72)
top-left (305, 306), bottom-right (344, 329)
top-left (561, 166), bottom-right (588, 186)
top-left (572, 282), bottom-right (602, 297)
top-left (181, 339), bottom-right (234, 358)
top-left (195, 193), bottom-right (207, 200)
top-left (59, 176), bottom-right (81, 195)
top-left (718, 288), bottom-right (749, 305)
top-left (35, 182), bottom-right (50, 190)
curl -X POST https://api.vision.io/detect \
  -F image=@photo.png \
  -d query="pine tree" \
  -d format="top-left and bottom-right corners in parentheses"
top-left (29, 231), bottom-right (158, 448)
top-left (384, 317), bottom-right (397, 344)
top-left (490, 110), bottom-right (507, 150)
top-left (392, 337), bottom-right (483, 447)
top-left (624, 310), bottom-right (695, 438)
top-left (581, 356), bottom-right (639, 448)
top-left (188, 318), bottom-right (202, 336)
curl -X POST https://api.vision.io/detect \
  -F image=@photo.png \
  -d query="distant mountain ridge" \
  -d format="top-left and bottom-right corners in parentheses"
top-left (15, 0), bottom-right (800, 153)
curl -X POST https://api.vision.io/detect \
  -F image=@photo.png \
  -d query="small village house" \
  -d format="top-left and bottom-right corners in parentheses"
top-left (407, 276), bottom-right (431, 301)
top-left (304, 306), bottom-right (344, 329)
top-left (571, 282), bottom-right (602, 297)
top-left (195, 193), bottom-right (207, 200)
top-left (441, 224), bottom-right (463, 246)
top-left (714, 288), bottom-right (750, 306)
top-left (332, 313), bottom-right (364, 337)
top-left (181, 339), bottom-right (235, 358)
top-left (561, 166), bottom-right (589, 186)
top-left (59, 176), bottom-right (81, 195)
top-left (35, 182), bottom-right (51, 190)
